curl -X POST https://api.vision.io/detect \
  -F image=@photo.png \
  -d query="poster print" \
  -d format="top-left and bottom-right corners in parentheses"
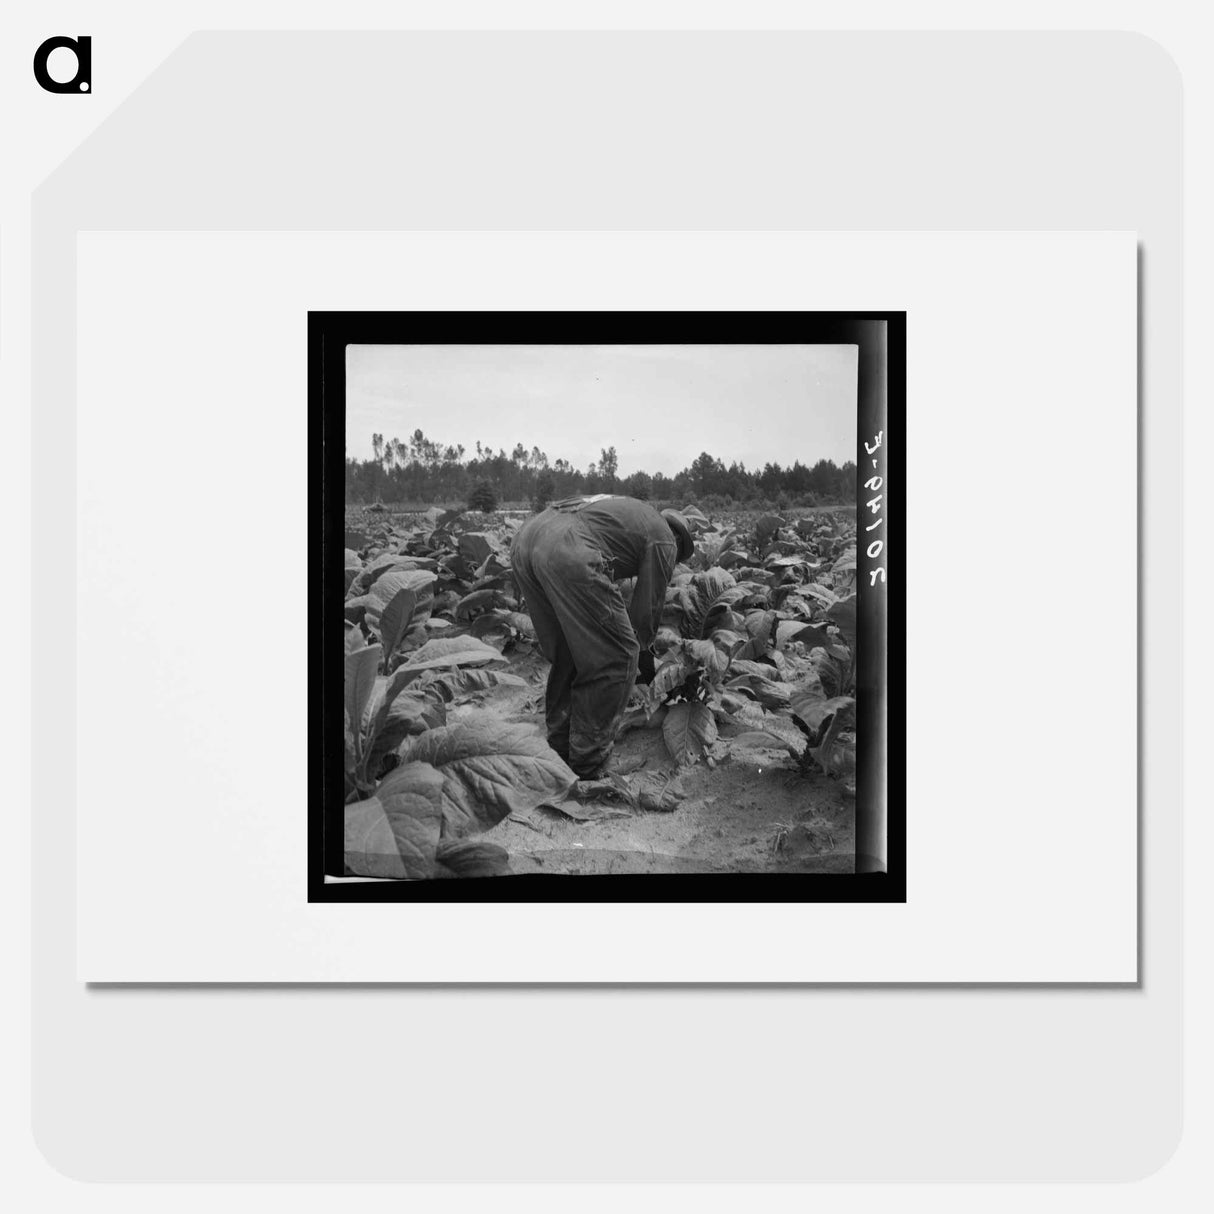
top-left (310, 313), bottom-right (904, 901)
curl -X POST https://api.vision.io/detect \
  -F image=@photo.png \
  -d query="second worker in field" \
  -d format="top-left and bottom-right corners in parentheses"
top-left (511, 495), bottom-right (694, 779)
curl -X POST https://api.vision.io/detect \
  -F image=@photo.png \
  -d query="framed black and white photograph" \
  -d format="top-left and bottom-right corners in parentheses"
top-left (311, 312), bottom-right (905, 900)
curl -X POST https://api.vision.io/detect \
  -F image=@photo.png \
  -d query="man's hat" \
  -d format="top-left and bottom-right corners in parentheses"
top-left (661, 509), bottom-right (694, 564)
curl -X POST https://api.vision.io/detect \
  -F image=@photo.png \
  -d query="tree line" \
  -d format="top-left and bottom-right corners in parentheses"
top-left (345, 430), bottom-right (857, 509)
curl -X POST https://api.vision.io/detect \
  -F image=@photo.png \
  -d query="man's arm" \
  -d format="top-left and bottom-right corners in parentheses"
top-left (627, 539), bottom-right (677, 649)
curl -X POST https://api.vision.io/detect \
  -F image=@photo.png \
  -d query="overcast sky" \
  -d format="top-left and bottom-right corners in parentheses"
top-left (346, 344), bottom-right (857, 476)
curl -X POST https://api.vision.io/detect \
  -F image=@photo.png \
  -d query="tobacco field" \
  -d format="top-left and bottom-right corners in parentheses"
top-left (342, 503), bottom-right (860, 879)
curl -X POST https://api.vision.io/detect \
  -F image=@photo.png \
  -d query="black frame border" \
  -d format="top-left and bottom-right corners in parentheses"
top-left (310, 312), bottom-right (906, 903)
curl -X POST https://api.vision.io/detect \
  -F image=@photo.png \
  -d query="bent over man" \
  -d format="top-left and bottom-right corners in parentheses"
top-left (511, 495), bottom-right (694, 778)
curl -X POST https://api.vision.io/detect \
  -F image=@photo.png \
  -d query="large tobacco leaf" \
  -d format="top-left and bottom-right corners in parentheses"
top-left (375, 588), bottom-right (417, 665)
top-left (645, 656), bottom-right (691, 712)
top-left (831, 548), bottom-right (858, 580)
top-left (726, 675), bottom-right (793, 712)
top-left (730, 609), bottom-right (775, 661)
top-left (344, 645), bottom-right (382, 742)
top-left (727, 658), bottom-right (779, 681)
top-left (826, 594), bottom-right (858, 649)
top-left (776, 619), bottom-right (833, 651)
top-left (455, 588), bottom-right (511, 619)
top-left (365, 569), bottom-right (436, 637)
top-left (800, 583), bottom-right (839, 609)
top-left (470, 610), bottom-right (536, 639)
top-left (662, 701), bottom-right (718, 764)
top-left (677, 568), bottom-right (748, 639)
top-left (685, 638), bottom-right (731, 681)
top-left (364, 689), bottom-right (447, 773)
top-left (790, 689), bottom-right (856, 735)
top-left (812, 699), bottom-right (858, 779)
top-left (351, 553), bottom-right (425, 596)
top-left (345, 663), bottom-right (442, 790)
top-left (344, 761), bottom-right (445, 879)
top-left (343, 594), bottom-right (372, 624)
top-left (420, 667), bottom-right (527, 701)
top-left (362, 664), bottom-right (426, 732)
top-left (809, 648), bottom-right (851, 698)
top-left (753, 514), bottom-right (784, 546)
top-left (458, 532), bottom-right (497, 567)
top-left (399, 635), bottom-right (508, 671)
top-left (401, 720), bottom-right (578, 837)
top-left (694, 527), bottom-right (738, 569)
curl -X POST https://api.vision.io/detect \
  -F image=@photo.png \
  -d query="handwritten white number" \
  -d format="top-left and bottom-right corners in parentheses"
top-left (863, 433), bottom-right (887, 587)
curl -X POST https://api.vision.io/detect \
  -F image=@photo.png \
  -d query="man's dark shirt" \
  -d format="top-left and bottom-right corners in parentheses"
top-left (551, 495), bottom-right (678, 648)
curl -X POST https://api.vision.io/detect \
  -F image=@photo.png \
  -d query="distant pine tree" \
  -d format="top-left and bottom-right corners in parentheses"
top-left (468, 481), bottom-right (498, 513)
top-left (532, 472), bottom-right (556, 512)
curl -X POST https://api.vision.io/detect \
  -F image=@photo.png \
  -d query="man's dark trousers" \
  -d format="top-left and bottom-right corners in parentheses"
top-left (511, 510), bottom-right (639, 776)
